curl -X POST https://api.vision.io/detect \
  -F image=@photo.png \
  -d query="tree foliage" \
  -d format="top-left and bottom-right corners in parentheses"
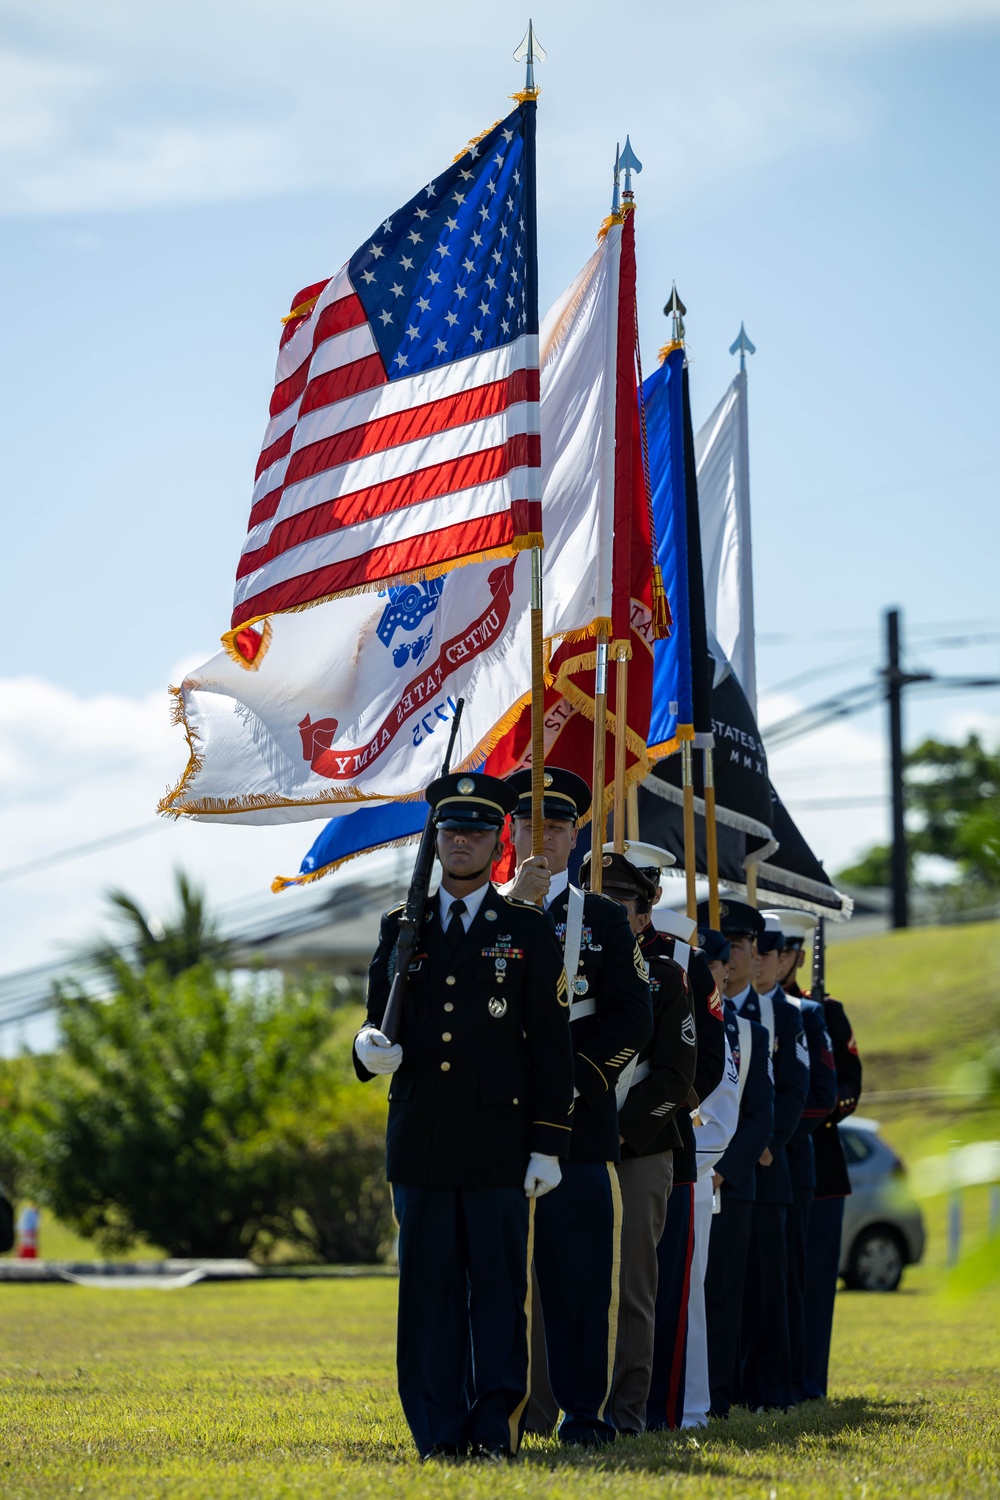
top-left (837, 733), bottom-right (1000, 893)
top-left (8, 872), bottom-right (394, 1262)
top-left (88, 869), bottom-right (230, 982)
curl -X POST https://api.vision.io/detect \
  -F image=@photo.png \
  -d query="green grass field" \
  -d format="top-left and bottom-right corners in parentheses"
top-left (1, 1266), bottom-right (998, 1499)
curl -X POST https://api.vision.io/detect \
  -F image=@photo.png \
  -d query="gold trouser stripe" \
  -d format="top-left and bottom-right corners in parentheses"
top-left (596, 1162), bottom-right (623, 1423)
top-left (388, 1183), bottom-right (399, 1231)
top-left (508, 1197), bottom-right (536, 1454)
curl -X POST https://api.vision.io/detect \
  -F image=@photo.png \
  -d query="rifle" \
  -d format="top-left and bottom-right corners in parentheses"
top-left (811, 916), bottom-right (826, 1004)
top-left (380, 699), bottom-right (465, 1043)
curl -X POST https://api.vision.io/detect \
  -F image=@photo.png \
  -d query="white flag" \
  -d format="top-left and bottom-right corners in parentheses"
top-left (160, 557), bottom-right (530, 823)
top-left (695, 369), bottom-right (757, 715)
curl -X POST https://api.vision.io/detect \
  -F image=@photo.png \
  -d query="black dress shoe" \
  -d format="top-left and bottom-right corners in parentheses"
top-left (422, 1444), bottom-right (462, 1460)
top-left (468, 1442), bottom-right (509, 1463)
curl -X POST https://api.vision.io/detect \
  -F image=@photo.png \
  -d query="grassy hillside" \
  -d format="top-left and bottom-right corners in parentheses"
top-left (825, 919), bottom-right (1000, 1263)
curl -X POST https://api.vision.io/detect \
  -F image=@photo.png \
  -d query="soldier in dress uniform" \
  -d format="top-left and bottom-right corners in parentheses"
top-left (705, 897), bottom-right (808, 1412)
top-left (503, 768), bottom-right (653, 1447)
top-left (578, 842), bottom-right (698, 1437)
top-left (766, 912), bottom-right (864, 1399)
top-left (354, 772), bottom-right (575, 1461)
top-left (644, 907), bottom-right (727, 1431)
top-left (758, 912), bottom-right (837, 1406)
top-left (699, 929), bottom-right (775, 1420)
top-left (753, 913), bottom-right (836, 1407)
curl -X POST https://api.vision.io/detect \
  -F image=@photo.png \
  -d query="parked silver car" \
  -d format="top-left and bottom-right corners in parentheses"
top-left (838, 1117), bottom-right (926, 1291)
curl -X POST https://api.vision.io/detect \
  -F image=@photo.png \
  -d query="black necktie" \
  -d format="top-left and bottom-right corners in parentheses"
top-left (446, 899), bottom-right (467, 954)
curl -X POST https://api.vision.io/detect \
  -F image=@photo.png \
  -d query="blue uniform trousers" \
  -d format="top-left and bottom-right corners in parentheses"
top-left (785, 1185), bottom-right (813, 1406)
top-left (533, 1160), bottom-right (621, 1445)
top-left (803, 1196), bottom-right (845, 1398)
top-left (705, 1194), bottom-right (754, 1418)
top-left (646, 1180), bottom-right (695, 1431)
top-left (739, 1201), bottom-right (790, 1410)
top-left (393, 1184), bottom-right (532, 1458)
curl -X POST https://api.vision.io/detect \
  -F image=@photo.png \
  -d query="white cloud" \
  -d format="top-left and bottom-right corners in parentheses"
top-left (0, 675), bottom-right (332, 978)
top-left (3, 0), bottom-right (999, 216)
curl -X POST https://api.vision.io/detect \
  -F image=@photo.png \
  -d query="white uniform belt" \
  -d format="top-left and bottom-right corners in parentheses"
top-left (569, 997), bottom-right (596, 1021)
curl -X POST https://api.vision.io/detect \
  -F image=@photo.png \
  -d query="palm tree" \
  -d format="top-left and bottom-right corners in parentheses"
top-left (89, 869), bottom-right (230, 981)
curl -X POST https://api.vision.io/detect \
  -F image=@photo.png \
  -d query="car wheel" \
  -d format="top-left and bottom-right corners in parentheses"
top-left (846, 1227), bottom-right (905, 1291)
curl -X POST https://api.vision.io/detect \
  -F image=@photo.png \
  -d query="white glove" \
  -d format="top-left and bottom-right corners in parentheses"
top-left (355, 1026), bottom-right (403, 1076)
top-left (523, 1153), bottom-right (562, 1199)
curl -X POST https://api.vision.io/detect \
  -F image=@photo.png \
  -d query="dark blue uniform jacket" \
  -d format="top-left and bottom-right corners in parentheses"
top-left (358, 885), bottom-right (575, 1189)
top-left (548, 887), bottom-right (653, 1164)
top-left (735, 986), bottom-right (808, 1205)
top-left (812, 996), bottom-right (863, 1199)
top-left (715, 1000), bottom-right (775, 1201)
top-left (785, 994), bottom-right (837, 1191)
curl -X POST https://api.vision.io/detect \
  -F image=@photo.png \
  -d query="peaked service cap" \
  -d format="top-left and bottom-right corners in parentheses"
top-left (506, 766), bottom-right (592, 822)
top-left (426, 771), bottom-right (518, 829)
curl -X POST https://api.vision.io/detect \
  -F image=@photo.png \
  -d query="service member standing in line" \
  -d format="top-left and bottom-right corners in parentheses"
top-left (788, 920), bottom-right (864, 1399)
top-left (759, 912), bottom-right (837, 1407)
top-left (716, 900), bottom-right (808, 1413)
top-left (503, 768), bottom-right (653, 1447)
top-left (699, 930), bottom-right (775, 1420)
top-left (355, 772), bottom-right (575, 1461)
top-left (645, 908), bottom-right (727, 1432)
top-left (578, 843), bottom-right (698, 1437)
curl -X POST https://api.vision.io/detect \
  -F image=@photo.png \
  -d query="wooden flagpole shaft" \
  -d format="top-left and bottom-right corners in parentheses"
top-left (704, 746), bottom-right (721, 929)
top-left (681, 739), bottom-right (697, 920)
top-left (627, 782), bottom-right (639, 840)
top-left (530, 547), bottom-right (545, 857)
top-left (591, 631), bottom-right (609, 892)
top-left (612, 649), bottom-right (629, 852)
top-left (745, 861), bottom-right (758, 908)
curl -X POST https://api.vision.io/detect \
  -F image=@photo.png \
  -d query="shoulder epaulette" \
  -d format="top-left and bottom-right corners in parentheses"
top-left (503, 895), bottom-right (546, 914)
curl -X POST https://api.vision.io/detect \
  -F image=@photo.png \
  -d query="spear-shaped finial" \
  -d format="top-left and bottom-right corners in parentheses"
top-left (664, 282), bottom-right (686, 344)
top-left (514, 19), bottom-right (546, 95)
top-left (729, 322), bottom-right (756, 372)
top-left (619, 136), bottom-right (642, 198)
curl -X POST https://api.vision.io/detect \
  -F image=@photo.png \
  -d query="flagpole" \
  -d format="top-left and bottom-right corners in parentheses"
top-left (729, 321), bottom-right (758, 905)
top-left (515, 21), bottom-right (547, 856)
top-left (663, 283), bottom-right (700, 921)
top-left (610, 139), bottom-right (641, 855)
top-left (591, 631), bottom-right (609, 891)
top-left (704, 746), bottom-right (721, 927)
top-left (612, 646), bottom-right (629, 851)
top-left (681, 738), bottom-right (697, 919)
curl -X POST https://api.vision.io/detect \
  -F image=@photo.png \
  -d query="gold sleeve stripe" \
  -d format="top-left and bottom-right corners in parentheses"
top-left (535, 1121), bottom-right (572, 1131)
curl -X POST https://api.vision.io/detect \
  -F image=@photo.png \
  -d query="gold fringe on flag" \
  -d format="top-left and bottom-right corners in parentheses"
top-left (658, 339), bottom-right (684, 364)
top-left (453, 120), bottom-right (504, 161)
top-left (220, 535), bottom-right (543, 661)
top-left (281, 295), bottom-right (320, 325)
top-left (651, 564), bottom-right (671, 635)
top-left (596, 211), bottom-right (624, 242)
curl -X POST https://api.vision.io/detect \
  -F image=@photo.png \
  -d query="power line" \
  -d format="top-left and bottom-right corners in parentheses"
top-left (0, 823), bottom-right (165, 885)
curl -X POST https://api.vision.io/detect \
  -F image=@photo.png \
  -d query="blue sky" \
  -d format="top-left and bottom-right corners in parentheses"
top-left (2, 0), bottom-right (999, 988)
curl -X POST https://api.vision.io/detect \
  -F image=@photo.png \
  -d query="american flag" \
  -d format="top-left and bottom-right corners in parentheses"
top-left (231, 104), bottom-right (541, 635)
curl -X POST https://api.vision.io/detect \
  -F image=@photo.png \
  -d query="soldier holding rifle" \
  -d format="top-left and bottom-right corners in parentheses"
top-left (354, 770), bottom-right (574, 1461)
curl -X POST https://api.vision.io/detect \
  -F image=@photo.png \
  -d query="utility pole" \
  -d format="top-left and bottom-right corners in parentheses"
top-left (884, 608), bottom-right (931, 929)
